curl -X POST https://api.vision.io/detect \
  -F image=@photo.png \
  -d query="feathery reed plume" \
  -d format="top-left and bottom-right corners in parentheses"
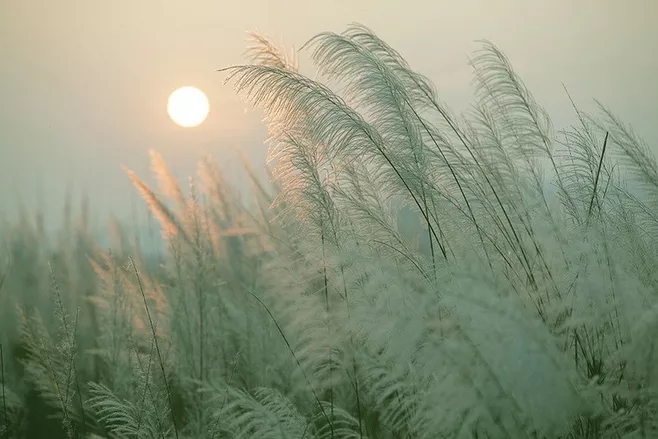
top-left (128, 257), bottom-right (179, 439)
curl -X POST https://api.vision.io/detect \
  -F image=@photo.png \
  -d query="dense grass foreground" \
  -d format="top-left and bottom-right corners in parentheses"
top-left (2, 23), bottom-right (658, 438)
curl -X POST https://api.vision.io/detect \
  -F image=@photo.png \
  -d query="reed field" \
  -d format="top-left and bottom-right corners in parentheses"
top-left (1, 24), bottom-right (658, 438)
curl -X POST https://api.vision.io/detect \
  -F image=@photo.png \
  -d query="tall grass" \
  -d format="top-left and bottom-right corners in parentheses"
top-left (1, 23), bottom-right (657, 438)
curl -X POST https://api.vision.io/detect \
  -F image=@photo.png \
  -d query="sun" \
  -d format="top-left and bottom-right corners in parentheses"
top-left (167, 86), bottom-right (209, 127)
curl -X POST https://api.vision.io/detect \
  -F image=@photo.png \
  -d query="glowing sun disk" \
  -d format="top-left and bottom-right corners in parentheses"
top-left (167, 86), bottom-right (209, 127)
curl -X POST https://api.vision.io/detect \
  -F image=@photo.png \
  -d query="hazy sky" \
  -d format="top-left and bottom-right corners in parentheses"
top-left (2, 0), bottom-right (657, 230)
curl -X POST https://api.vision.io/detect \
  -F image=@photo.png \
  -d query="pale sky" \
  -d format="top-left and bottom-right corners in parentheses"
top-left (1, 0), bottom-right (657, 231)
